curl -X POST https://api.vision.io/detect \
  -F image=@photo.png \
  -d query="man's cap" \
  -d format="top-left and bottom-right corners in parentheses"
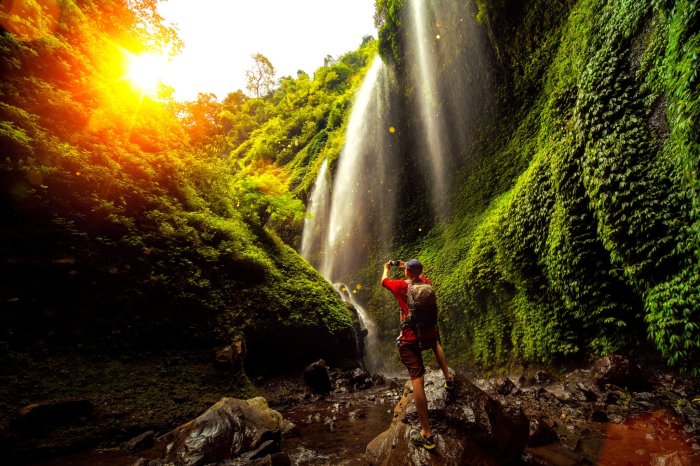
top-left (405, 259), bottom-right (423, 274)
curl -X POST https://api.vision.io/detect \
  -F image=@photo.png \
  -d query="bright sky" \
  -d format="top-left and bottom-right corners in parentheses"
top-left (157, 0), bottom-right (377, 101)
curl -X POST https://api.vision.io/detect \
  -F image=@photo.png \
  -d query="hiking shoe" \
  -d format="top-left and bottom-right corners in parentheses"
top-left (410, 430), bottom-right (436, 450)
top-left (444, 379), bottom-right (455, 391)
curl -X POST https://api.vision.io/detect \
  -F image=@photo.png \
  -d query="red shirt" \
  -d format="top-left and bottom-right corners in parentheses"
top-left (382, 276), bottom-right (439, 342)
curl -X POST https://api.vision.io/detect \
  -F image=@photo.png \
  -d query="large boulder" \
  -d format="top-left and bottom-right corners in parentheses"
top-left (157, 397), bottom-right (284, 466)
top-left (591, 355), bottom-right (649, 391)
top-left (366, 369), bottom-right (529, 465)
top-left (303, 360), bottom-right (332, 393)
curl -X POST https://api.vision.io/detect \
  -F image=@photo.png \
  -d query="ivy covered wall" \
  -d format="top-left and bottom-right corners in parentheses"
top-left (376, 0), bottom-right (699, 373)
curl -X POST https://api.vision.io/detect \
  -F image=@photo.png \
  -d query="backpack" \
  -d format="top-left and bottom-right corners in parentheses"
top-left (403, 279), bottom-right (438, 349)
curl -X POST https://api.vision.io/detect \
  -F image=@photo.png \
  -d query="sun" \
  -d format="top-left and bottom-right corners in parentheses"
top-left (125, 52), bottom-right (168, 96)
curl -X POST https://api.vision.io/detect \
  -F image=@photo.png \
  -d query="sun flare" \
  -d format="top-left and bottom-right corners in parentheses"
top-left (125, 52), bottom-right (168, 96)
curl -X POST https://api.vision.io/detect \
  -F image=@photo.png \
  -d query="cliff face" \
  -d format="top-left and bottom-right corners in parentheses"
top-left (373, 0), bottom-right (700, 373)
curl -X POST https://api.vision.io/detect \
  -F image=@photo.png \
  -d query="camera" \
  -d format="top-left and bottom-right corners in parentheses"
top-left (389, 260), bottom-right (401, 267)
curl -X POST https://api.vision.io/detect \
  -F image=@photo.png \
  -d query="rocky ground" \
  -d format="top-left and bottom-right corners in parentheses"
top-left (475, 356), bottom-right (700, 465)
top-left (9, 355), bottom-right (700, 465)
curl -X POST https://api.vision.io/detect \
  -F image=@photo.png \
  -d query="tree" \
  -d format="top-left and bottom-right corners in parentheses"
top-left (245, 53), bottom-right (275, 97)
top-left (179, 92), bottom-right (222, 147)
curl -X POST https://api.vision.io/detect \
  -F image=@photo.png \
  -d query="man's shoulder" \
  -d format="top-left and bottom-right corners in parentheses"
top-left (383, 277), bottom-right (408, 289)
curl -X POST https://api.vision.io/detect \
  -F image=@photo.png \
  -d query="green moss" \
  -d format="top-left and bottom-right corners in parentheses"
top-left (389, 0), bottom-right (700, 373)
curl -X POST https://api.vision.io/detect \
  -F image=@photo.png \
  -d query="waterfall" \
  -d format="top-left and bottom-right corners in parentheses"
top-left (334, 283), bottom-right (381, 373)
top-left (405, 0), bottom-right (495, 216)
top-left (406, 0), bottom-right (449, 215)
top-left (299, 0), bottom-right (494, 373)
top-left (300, 57), bottom-right (397, 372)
top-left (320, 58), bottom-right (396, 282)
top-left (300, 158), bottom-right (330, 271)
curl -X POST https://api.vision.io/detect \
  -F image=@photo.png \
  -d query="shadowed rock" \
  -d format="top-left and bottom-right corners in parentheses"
top-left (591, 355), bottom-right (649, 391)
top-left (366, 369), bottom-right (529, 465)
top-left (528, 418), bottom-right (559, 447)
top-left (303, 360), bottom-right (332, 393)
top-left (11, 398), bottom-right (93, 434)
top-left (155, 397), bottom-right (284, 466)
top-left (121, 430), bottom-right (155, 453)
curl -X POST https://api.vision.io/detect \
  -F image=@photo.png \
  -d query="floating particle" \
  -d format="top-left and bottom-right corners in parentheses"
top-left (436, 34), bottom-right (441, 40)
top-left (355, 284), bottom-right (362, 290)
top-left (389, 126), bottom-right (396, 133)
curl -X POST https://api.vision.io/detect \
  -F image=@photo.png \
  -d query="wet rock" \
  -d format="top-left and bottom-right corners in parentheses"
top-left (366, 369), bottom-right (529, 465)
top-left (240, 439), bottom-right (279, 461)
top-left (603, 390), bottom-right (622, 404)
top-left (348, 368), bottom-right (372, 388)
top-left (574, 382), bottom-right (599, 402)
top-left (160, 396), bottom-right (284, 466)
top-left (528, 418), bottom-right (559, 447)
top-left (496, 378), bottom-right (516, 395)
top-left (591, 410), bottom-right (609, 422)
top-left (524, 443), bottom-right (584, 466)
top-left (533, 387), bottom-right (557, 403)
top-left (630, 392), bottom-right (656, 411)
top-left (11, 398), bottom-right (93, 433)
top-left (303, 360), bottom-right (332, 393)
top-left (591, 355), bottom-right (649, 391)
top-left (371, 373), bottom-right (387, 386)
top-left (387, 379), bottom-right (402, 390)
top-left (281, 420), bottom-right (300, 438)
top-left (650, 451), bottom-right (694, 466)
top-left (675, 401), bottom-right (700, 434)
top-left (349, 409), bottom-right (366, 420)
top-left (215, 339), bottom-right (246, 369)
top-left (518, 375), bottom-right (529, 387)
top-left (229, 452), bottom-right (291, 466)
top-left (121, 430), bottom-right (155, 453)
top-left (535, 371), bottom-right (555, 386)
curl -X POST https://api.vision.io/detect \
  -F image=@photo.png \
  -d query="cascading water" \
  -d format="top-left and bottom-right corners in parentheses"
top-left (334, 283), bottom-right (381, 373)
top-left (404, 0), bottom-right (495, 216)
top-left (300, 158), bottom-right (330, 271)
top-left (406, 0), bottom-right (450, 215)
top-left (300, 0), bottom-right (494, 372)
top-left (320, 58), bottom-right (397, 283)
top-left (300, 57), bottom-right (397, 373)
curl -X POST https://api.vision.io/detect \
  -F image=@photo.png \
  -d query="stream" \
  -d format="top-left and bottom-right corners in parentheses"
top-left (275, 383), bottom-right (399, 466)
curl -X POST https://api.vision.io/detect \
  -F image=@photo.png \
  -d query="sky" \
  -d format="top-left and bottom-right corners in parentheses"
top-left (157, 0), bottom-right (378, 101)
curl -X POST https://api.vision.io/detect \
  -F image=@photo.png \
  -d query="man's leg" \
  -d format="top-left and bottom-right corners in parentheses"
top-left (411, 375), bottom-right (431, 438)
top-left (432, 341), bottom-right (453, 382)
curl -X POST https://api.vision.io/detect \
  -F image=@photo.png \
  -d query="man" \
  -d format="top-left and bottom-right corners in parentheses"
top-left (381, 258), bottom-right (454, 450)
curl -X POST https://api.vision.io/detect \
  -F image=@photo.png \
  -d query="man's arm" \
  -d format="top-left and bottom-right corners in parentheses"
top-left (381, 261), bottom-right (391, 284)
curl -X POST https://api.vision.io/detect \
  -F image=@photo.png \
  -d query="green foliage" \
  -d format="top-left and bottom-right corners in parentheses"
top-left (0, 0), bottom-right (362, 374)
top-left (390, 0), bottom-right (700, 373)
top-left (375, 0), bottom-right (405, 68)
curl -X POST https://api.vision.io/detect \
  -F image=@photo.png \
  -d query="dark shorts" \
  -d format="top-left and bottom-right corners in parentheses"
top-left (398, 338), bottom-right (438, 380)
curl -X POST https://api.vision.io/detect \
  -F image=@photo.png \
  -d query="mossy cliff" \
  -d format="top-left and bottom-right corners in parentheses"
top-left (374, 0), bottom-right (699, 374)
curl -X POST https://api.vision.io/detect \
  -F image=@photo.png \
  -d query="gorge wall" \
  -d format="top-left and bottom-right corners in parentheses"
top-left (361, 0), bottom-right (700, 374)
